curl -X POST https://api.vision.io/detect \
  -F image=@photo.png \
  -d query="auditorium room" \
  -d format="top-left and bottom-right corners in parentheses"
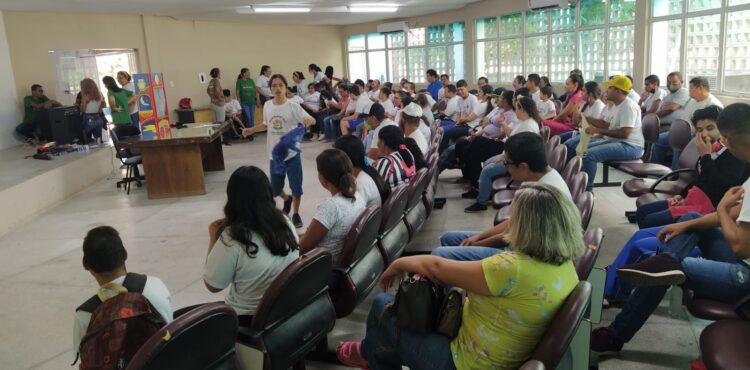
top-left (1, 0), bottom-right (749, 369)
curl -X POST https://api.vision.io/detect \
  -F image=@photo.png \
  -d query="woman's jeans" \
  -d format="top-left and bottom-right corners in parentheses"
top-left (635, 200), bottom-right (676, 229)
top-left (82, 114), bottom-right (103, 143)
top-left (476, 160), bottom-right (508, 205)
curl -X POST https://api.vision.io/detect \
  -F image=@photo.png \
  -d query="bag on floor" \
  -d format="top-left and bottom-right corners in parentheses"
top-left (74, 273), bottom-right (166, 370)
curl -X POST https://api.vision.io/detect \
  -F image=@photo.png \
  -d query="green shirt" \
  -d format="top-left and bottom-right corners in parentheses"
top-left (23, 95), bottom-right (49, 124)
top-left (235, 78), bottom-right (257, 106)
top-left (108, 90), bottom-right (134, 125)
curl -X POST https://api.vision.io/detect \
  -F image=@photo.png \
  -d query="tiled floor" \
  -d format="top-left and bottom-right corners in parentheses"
top-left (0, 137), bottom-right (701, 369)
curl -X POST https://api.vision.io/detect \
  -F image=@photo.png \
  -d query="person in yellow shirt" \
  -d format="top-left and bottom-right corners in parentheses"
top-left (337, 182), bottom-right (583, 370)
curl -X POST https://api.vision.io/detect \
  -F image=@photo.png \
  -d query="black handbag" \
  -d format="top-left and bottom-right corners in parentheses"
top-left (435, 287), bottom-right (465, 338)
top-left (391, 274), bottom-right (444, 334)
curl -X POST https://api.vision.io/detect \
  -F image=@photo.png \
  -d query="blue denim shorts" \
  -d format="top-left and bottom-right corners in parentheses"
top-left (348, 116), bottom-right (365, 128)
top-left (270, 155), bottom-right (303, 197)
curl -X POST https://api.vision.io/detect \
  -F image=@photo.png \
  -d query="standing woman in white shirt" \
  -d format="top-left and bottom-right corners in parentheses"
top-left (256, 65), bottom-right (273, 105)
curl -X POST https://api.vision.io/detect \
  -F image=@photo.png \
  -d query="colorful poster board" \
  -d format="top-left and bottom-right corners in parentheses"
top-left (134, 72), bottom-right (171, 139)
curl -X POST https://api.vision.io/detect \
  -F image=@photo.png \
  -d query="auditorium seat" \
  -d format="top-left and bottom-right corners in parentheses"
top-left (423, 152), bottom-right (439, 217)
top-left (612, 114), bottom-right (673, 178)
top-left (700, 320), bottom-right (750, 370)
top-left (621, 143), bottom-right (699, 198)
top-left (236, 248), bottom-right (336, 370)
top-left (576, 191), bottom-right (595, 232)
top-left (575, 227), bottom-right (604, 281)
top-left (561, 156), bottom-right (583, 185)
top-left (492, 143), bottom-right (567, 209)
top-left (569, 172), bottom-right (588, 202)
top-left (403, 168), bottom-right (430, 240)
top-left (377, 184), bottom-right (410, 266)
top-left (683, 288), bottom-right (750, 322)
top-left (540, 125), bottom-right (551, 143)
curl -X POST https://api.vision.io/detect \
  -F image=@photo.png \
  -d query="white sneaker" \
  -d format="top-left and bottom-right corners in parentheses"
top-left (317, 134), bottom-right (326, 141)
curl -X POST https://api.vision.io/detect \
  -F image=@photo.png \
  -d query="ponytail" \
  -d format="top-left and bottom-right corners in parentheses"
top-left (316, 149), bottom-right (358, 202)
top-left (338, 172), bottom-right (357, 200)
top-left (404, 138), bottom-right (426, 170)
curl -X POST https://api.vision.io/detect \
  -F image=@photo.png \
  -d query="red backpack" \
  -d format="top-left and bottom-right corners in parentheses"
top-left (75, 273), bottom-right (166, 370)
top-left (179, 97), bottom-right (192, 110)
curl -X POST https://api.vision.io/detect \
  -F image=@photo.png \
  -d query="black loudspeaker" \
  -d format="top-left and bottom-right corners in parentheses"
top-left (48, 106), bottom-right (85, 145)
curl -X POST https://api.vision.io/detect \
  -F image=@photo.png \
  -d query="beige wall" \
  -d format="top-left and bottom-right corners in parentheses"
top-left (0, 11), bottom-right (21, 150)
top-left (3, 11), bottom-right (344, 123)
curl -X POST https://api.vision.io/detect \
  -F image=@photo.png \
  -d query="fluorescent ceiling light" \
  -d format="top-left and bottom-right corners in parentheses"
top-left (238, 6), bottom-right (312, 13)
top-left (348, 6), bottom-right (399, 12)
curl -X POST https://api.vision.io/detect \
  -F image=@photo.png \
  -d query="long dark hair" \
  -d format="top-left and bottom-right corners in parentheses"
top-left (102, 76), bottom-right (121, 93)
top-left (378, 126), bottom-right (414, 168)
top-left (481, 85), bottom-right (494, 116)
top-left (517, 96), bottom-right (543, 129)
top-left (334, 135), bottom-right (391, 202)
top-left (316, 149), bottom-right (358, 200)
top-left (500, 90), bottom-right (515, 111)
top-left (210, 67), bottom-right (220, 78)
top-left (222, 166), bottom-right (298, 257)
top-left (260, 65), bottom-right (271, 75)
top-left (238, 67), bottom-right (249, 80)
top-left (404, 137), bottom-right (426, 170)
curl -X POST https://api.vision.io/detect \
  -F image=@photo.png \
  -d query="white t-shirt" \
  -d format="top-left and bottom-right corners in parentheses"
top-left (379, 99), bottom-right (396, 117)
top-left (225, 99), bottom-right (242, 114)
top-left (537, 99), bottom-right (557, 118)
top-left (354, 95), bottom-right (371, 114)
top-left (737, 178), bottom-right (750, 265)
top-left (603, 98), bottom-right (644, 148)
top-left (73, 275), bottom-right (172, 351)
top-left (303, 91), bottom-right (321, 112)
top-left (443, 96), bottom-right (461, 121)
top-left (296, 80), bottom-right (309, 98)
top-left (458, 94), bottom-right (480, 128)
top-left (537, 169), bottom-right (572, 200)
top-left (658, 87), bottom-right (691, 124)
top-left (369, 119), bottom-right (397, 149)
top-left (531, 89), bottom-right (542, 106)
top-left (368, 90), bottom-right (380, 101)
top-left (314, 71), bottom-right (326, 83)
top-left (264, 99), bottom-right (313, 160)
top-left (583, 99), bottom-right (607, 120)
top-left (642, 88), bottom-right (668, 111)
top-left (313, 193), bottom-right (366, 265)
top-left (510, 118), bottom-right (541, 137)
top-left (203, 220), bottom-right (299, 316)
top-left (627, 89), bottom-right (641, 104)
top-left (680, 94), bottom-right (724, 122)
top-left (288, 95), bottom-right (304, 105)
top-left (408, 128), bottom-right (429, 157)
top-left (256, 75), bottom-right (271, 97)
top-left (419, 121), bottom-right (432, 143)
top-left (122, 82), bottom-right (137, 114)
top-left (357, 170), bottom-right (381, 207)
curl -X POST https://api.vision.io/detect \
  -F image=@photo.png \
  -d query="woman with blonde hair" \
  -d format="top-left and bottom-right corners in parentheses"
top-left (79, 78), bottom-right (105, 143)
top-left (337, 182), bottom-right (584, 370)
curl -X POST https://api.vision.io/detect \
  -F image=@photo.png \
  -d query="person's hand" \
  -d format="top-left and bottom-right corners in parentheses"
top-left (208, 218), bottom-right (228, 243)
top-left (719, 186), bottom-right (745, 212)
top-left (670, 195), bottom-right (684, 206)
top-left (640, 91), bottom-right (650, 100)
top-left (585, 126), bottom-right (599, 135)
top-left (694, 133), bottom-right (713, 156)
top-left (242, 127), bottom-right (254, 138)
top-left (656, 222), bottom-right (689, 242)
top-left (114, 107), bottom-right (123, 112)
top-left (379, 263), bottom-right (404, 291)
top-left (460, 235), bottom-right (480, 247)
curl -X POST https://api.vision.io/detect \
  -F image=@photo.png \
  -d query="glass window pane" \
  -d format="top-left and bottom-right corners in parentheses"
top-left (552, 4), bottom-right (576, 31)
top-left (387, 32), bottom-right (405, 48)
top-left (652, 0), bottom-right (684, 17)
top-left (525, 9), bottom-right (550, 34)
top-left (686, 14), bottom-right (721, 87)
top-left (448, 22), bottom-right (465, 42)
top-left (608, 25), bottom-right (634, 77)
top-left (387, 49), bottom-right (406, 83)
top-left (368, 51), bottom-right (387, 82)
top-left (448, 44), bottom-right (466, 81)
top-left (723, 10), bottom-right (750, 93)
top-left (551, 32), bottom-right (576, 82)
top-left (580, 0), bottom-right (606, 27)
top-left (650, 20), bottom-right (682, 86)
top-left (428, 46), bottom-right (447, 77)
top-left (408, 48), bottom-right (426, 83)
top-left (347, 34), bottom-right (365, 52)
top-left (524, 36), bottom-right (548, 76)
top-left (427, 25), bottom-right (446, 44)
top-left (348, 52), bottom-right (367, 82)
top-left (688, 0), bottom-right (721, 12)
top-left (499, 13), bottom-right (522, 36)
top-left (579, 28), bottom-right (606, 82)
top-left (368, 33), bottom-right (385, 50)
top-left (610, 0), bottom-right (636, 23)
top-left (408, 27), bottom-right (426, 47)
top-left (729, 0), bottom-right (750, 5)
top-left (499, 39), bottom-right (523, 82)
top-left (476, 17), bottom-right (498, 39)
top-left (476, 40), bottom-right (499, 82)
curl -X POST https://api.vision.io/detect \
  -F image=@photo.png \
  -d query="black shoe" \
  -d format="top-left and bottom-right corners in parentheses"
top-left (292, 213), bottom-right (303, 228)
top-left (461, 189), bottom-right (478, 199)
top-left (617, 254), bottom-right (686, 287)
top-left (464, 203), bottom-right (488, 213)
top-left (247, 135), bottom-right (254, 142)
top-left (282, 197), bottom-right (293, 215)
top-left (591, 327), bottom-right (624, 353)
top-left (223, 141), bottom-right (232, 146)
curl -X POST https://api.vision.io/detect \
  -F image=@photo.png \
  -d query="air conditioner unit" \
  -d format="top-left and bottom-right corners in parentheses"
top-left (377, 21), bottom-right (408, 34)
top-left (529, 0), bottom-right (568, 11)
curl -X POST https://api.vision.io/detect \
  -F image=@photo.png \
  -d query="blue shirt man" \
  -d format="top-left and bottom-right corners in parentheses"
top-left (426, 69), bottom-right (443, 101)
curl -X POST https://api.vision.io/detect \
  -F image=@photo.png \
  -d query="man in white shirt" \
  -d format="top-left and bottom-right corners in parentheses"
top-left (364, 103), bottom-right (396, 159)
top-left (439, 84), bottom-right (460, 124)
top-left (378, 87), bottom-right (396, 118)
top-left (439, 80), bottom-right (478, 153)
top-left (564, 75), bottom-right (645, 191)
top-left (525, 73), bottom-right (543, 106)
top-left (639, 74), bottom-right (668, 115)
top-left (73, 226), bottom-right (173, 354)
top-left (401, 102), bottom-right (429, 157)
top-left (649, 71), bottom-right (693, 166)
top-left (368, 80), bottom-right (381, 102)
top-left (680, 77), bottom-right (724, 122)
top-left (340, 85), bottom-right (371, 136)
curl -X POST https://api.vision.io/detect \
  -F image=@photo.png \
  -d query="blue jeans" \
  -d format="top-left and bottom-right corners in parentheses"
top-left (649, 132), bottom-right (680, 169)
top-left (609, 212), bottom-right (750, 342)
top-left (439, 125), bottom-right (470, 153)
top-left (241, 103), bottom-right (255, 128)
top-left (476, 160), bottom-right (507, 205)
top-left (559, 130), bottom-right (577, 143)
top-left (437, 145), bottom-right (456, 172)
top-left (432, 246), bottom-right (502, 261)
top-left (563, 136), bottom-right (644, 191)
top-left (635, 200), bottom-right (676, 229)
top-left (270, 155), bottom-right (303, 197)
top-left (361, 293), bottom-right (457, 370)
top-left (15, 121), bottom-right (37, 139)
top-left (82, 114), bottom-right (103, 143)
top-left (323, 115), bottom-right (342, 140)
top-left (439, 231), bottom-right (480, 246)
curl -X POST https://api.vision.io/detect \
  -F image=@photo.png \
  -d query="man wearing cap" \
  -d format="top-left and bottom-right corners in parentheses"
top-left (401, 102), bottom-right (429, 157)
top-left (563, 75), bottom-right (645, 191)
top-left (363, 103), bottom-right (396, 159)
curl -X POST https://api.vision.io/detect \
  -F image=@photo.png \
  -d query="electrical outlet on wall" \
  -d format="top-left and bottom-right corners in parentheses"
top-left (198, 72), bottom-right (207, 84)
top-left (170, 81), bottom-right (175, 88)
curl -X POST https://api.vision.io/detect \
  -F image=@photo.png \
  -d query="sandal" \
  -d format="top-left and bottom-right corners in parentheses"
top-left (336, 341), bottom-right (369, 369)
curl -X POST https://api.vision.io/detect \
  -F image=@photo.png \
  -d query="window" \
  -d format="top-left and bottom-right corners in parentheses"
top-left (50, 49), bottom-right (138, 106)
top-left (475, 1), bottom-right (635, 84)
top-left (650, 0), bottom-right (750, 96)
top-left (346, 22), bottom-right (465, 83)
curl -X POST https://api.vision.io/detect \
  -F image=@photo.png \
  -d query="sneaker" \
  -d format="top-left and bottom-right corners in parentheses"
top-left (461, 189), bottom-right (479, 199)
top-left (282, 197), bottom-right (293, 215)
top-left (292, 213), bottom-right (303, 228)
top-left (591, 327), bottom-right (624, 353)
top-left (464, 203), bottom-right (488, 213)
top-left (317, 134), bottom-right (326, 141)
top-left (617, 254), bottom-right (686, 287)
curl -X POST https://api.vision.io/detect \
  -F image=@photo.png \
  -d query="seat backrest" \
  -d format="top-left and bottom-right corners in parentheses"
top-left (247, 248), bottom-right (336, 369)
top-left (562, 156), bottom-right (582, 186)
top-left (405, 168), bottom-right (429, 210)
top-left (545, 136), bottom-right (561, 157)
top-left (379, 184), bottom-right (409, 233)
top-left (519, 359), bottom-right (546, 370)
top-left (530, 281), bottom-right (592, 369)
top-left (576, 191), bottom-right (594, 231)
top-left (548, 144), bottom-right (567, 173)
top-left (127, 303), bottom-right (238, 370)
top-left (668, 119), bottom-right (693, 151)
top-left (540, 125), bottom-right (551, 143)
top-left (569, 171), bottom-right (588, 202)
top-left (574, 227), bottom-right (604, 280)
top-left (642, 113), bottom-right (661, 144)
top-left (553, 99), bottom-right (563, 114)
top-left (339, 205), bottom-right (383, 266)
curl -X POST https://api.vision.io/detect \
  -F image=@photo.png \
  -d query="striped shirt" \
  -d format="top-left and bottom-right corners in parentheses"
top-left (376, 151), bottom-right (415, 188)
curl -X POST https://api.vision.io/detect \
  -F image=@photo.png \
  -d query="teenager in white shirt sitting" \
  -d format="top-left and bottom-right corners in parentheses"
top-left (537, 86), bottom-right (557, 120)
top-left (292, 71), bottom-right (310, 98)
top-left (639, 74), bottom-right (668, 115)
top-left (439, 80), bottom-right (479, 153)
top-left (340, 85), bottom-right (372, 136)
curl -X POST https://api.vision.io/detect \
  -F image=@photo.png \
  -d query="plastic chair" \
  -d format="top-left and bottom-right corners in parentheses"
top-left (403, 168), bottom-right (430, 241)
top-left (613, 114), bottom-right (673, 179)
top-left (621, 143), bottom-right (700, 198)
top-left (700, 320), bottom-right (750, 370)
top-left (562, 156), bottom-right (583, 186)
top-left (236, 249), bottom-right (336, 370)
top-left (127, 302), bottom-right (238, 370)
top-left (569, 172), bottom-right (588, 202)
top-left (576, 191), bottom-right (595, 232)
top-left (540, 125), bottom-right (551, 143)
top-left (574, 227), bottom-right (603, 281)
top-left (377, 185), bottom-right (410, 266)
top-left (110, 128), bottom-right (143, 194)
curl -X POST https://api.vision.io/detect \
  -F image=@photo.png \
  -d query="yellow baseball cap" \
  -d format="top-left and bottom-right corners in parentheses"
top-left (602, 75), bottom-right (633, 93)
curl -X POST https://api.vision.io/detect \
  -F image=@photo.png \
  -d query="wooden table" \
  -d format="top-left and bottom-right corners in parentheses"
top-left (123, 122), bottom-right (228, 199)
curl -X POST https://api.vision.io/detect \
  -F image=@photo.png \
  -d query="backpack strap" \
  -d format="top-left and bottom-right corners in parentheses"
top-left (75, 273), bottom-right (147, 313)
top-left (76, 295), bottom-right (102, 313)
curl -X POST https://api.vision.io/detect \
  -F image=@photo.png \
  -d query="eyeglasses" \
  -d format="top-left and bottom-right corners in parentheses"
top-left (504, 159), bottom-right (517, 166)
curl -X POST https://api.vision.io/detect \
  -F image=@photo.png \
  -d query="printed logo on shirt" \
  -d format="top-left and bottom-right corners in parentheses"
top-left (269, 116), bottom-right (285, 131)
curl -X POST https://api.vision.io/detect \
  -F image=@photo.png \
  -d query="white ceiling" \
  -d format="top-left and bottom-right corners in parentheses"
top-left (0, 0), bottom-right (482, 25)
